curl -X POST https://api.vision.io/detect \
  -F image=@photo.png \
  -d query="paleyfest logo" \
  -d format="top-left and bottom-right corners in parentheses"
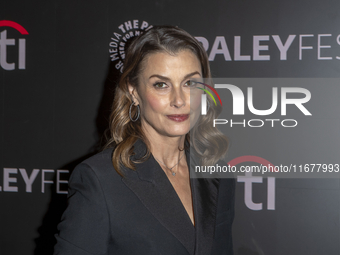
top-left (0, 20), bottom-right (28, 70)
top-left (195, 34), bottom-right (340, 61)
top-left (109, 20), bottom-right (152, 73)
top-left (198, 82), bottom-right (312, 127)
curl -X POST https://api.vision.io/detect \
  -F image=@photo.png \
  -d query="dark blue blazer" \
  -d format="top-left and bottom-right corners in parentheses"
top-left (54, 139), bottom-right (235, 255)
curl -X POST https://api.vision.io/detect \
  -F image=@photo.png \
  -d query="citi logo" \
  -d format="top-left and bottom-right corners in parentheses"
top-left (230, 155), bottom-right (276, 210)
top-left (0, 20), bottom-right (28, 70)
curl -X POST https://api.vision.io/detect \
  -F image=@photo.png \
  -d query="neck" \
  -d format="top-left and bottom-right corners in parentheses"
top-left (142, 125), bottom-right (186, 167)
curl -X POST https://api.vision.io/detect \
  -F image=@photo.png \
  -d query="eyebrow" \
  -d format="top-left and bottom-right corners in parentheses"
top-left (148, 71), bottom-right (201, 82)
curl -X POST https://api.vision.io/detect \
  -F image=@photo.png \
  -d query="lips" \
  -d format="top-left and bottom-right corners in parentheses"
top-left (166, 114), bottom-right (189, 122)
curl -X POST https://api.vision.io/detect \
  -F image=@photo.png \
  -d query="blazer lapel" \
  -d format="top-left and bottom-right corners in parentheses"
top-left (188, 150), bottom-right (220, 255)
top-left (121, 139), bottom-right (196, 255)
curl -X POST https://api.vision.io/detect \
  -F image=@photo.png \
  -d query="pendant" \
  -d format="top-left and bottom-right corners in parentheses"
top-left (172, 172), bottom-right (176, 176)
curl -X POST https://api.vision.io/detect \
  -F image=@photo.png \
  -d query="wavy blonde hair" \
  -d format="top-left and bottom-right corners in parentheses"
top-left (104, 25), bottom-right (228, 176)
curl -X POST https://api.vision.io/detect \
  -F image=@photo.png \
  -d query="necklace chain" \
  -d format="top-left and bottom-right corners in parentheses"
top-left (154, 152), bottom-right (185, 176)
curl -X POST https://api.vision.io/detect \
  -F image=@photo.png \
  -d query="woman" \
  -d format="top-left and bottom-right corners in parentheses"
top-left (54, 25), bottom-right (235, 255)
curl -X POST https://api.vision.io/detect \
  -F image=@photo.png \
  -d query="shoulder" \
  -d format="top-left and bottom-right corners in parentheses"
top-left (81, 147), bottom-right (115, 172)
top-left (70, 147), bottom-right (121, 184)
top-left (216, 159), bottom-right (236, 206)
top-left (216, 158), bottom-right (237, 180)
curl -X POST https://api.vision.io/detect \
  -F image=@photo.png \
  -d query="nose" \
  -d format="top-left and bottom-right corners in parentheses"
top-left (170, 86), bottom-right (186, 108)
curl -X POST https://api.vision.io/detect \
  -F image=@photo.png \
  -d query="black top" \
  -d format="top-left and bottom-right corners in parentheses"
top-left (54, 139), bottom-right (235, 255)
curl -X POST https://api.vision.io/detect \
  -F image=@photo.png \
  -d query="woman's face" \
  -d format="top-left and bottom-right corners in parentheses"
top-left (129, 50), bottom-right (203, 139)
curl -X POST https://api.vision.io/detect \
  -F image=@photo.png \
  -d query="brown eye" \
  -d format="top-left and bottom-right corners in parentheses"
top-left (185, 80), bottom-right (197, 87)
top-left (154, 82), bottom-right (167, 88)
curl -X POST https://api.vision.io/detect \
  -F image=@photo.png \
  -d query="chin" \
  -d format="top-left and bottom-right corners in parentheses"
top-left (165, 127), bottom-right (190, 137)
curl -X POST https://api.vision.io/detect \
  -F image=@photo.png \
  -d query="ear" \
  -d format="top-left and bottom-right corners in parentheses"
top-left (128, 82), bottom-right (140, 106)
